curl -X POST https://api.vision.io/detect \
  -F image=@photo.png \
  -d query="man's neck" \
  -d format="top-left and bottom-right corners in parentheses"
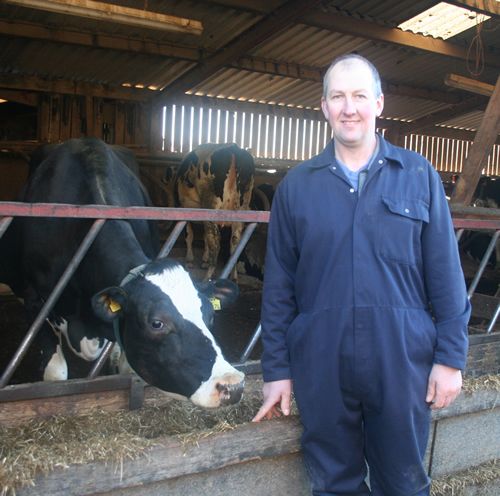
top-left (334, 136), bottom-right (378, 172)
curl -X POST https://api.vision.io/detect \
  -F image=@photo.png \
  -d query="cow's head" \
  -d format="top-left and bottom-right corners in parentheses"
top-left (91, 258), bottom-right (244, 408)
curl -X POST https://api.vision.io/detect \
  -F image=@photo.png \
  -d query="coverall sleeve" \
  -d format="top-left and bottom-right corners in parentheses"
top-left (260, 178), bottom-right (299, 382)
top-left (422, 166), bottom-right (471, 371)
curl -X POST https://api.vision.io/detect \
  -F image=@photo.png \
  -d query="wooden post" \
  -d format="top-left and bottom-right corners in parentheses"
top-left (149, 103), bottom-right (163, 152)
top-left (93, 97), bottom-right (103, 139)
top-left (37, 93), bottom-right (50, 142)
top-left (84, 96), bottom-right (94, 137)
top-left (451, 75), bottom-right (500, 205)
top-left (59, 94), bottom-right (72, 141)
top-left (115, 101), bottom-right (125, 144)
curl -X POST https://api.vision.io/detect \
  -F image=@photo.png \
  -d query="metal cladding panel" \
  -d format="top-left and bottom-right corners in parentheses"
top-left (382, 95), bottom-right (451, 122)
top-left (0, 36), bottom-right (195, 89)
top-left (439, 110), bottom-right (487, 131)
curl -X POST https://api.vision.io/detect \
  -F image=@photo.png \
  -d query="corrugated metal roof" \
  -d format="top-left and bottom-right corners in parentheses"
top-left (0, 0), bottom-right (498, 131)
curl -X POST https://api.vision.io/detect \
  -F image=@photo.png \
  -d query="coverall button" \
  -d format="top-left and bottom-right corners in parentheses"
top-left (378, 159), bottom-right (383, 164)
top-left (349, 188), bottom-right (355, 193)
top-left (332, 166), bottom-right (337, 170)
top-left (404, 208), bottom-right (410, 213)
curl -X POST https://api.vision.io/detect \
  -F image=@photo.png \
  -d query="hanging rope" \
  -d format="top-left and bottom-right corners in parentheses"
top-left (466, 15), bottom-right (487, 77)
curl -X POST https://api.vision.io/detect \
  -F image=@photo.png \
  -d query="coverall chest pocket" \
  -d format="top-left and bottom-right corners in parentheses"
top-left (379, 197), bottom-right (429, 265)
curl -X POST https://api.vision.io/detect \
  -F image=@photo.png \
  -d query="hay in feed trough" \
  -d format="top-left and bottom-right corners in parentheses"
top-left (0, 389), bottom-right (297, 495)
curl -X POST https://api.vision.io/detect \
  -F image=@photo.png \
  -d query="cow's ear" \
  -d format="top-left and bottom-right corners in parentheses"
top-left (197, 279), bottom-right (239, 309)
top-left (92, 287), bottom-right (128, 322)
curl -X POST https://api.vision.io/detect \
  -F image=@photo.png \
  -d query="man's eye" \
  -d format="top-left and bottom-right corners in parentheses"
top-left (151, 320), bottom-right (164, 330)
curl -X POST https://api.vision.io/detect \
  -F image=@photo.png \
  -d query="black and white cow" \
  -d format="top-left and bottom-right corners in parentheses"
top-left (462, 177), bottom-right (500, 269)
top-left (3, 138), bottom-right (244, 407)
top-left (166, 143), bottom-right (255, 281)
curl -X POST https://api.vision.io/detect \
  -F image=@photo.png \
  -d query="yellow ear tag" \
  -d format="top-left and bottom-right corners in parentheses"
top-left (210, 297), bottom-right (221, 311)
top-left (109, 299), bottom-right (122, 313)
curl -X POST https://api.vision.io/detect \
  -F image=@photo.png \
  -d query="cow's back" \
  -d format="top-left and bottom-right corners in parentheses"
top-left (176, 143), bottom-right (254, 214)
top-left (20, 138), bottom-right (159, 295)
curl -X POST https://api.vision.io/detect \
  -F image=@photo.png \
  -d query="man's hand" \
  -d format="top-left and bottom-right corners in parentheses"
top-left (426, 363), bottom-right (462, 410)
top-left (252, 379), bottom-right (292, 422)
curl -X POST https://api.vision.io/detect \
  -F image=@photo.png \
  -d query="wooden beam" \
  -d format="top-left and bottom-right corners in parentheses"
top-left (445, 73), bottom-right (496, 97)
top-left (444, 0), bottom-right (499, 17)
top-left (403, 96), bottom-right (486, 134)
top-left (451, 75), bottom-right (500, 205)
top-left (0, 88), bottom-right (38, 106)
top-left (4, 0), bottom-right (203, 34)
top-left (155, 0), bottom-right (324, 103)
top-left (0, 20), bottom-right (478, 105)
top-left (0, 74), bottom-right (152, 101)
top-left (0, 19), bottom-right (199, 60)
top-left (303, 10), bottom-right (500, 68)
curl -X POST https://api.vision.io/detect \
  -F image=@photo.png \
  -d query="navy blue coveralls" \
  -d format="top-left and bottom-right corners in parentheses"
top-left (260, 136), bottom-right (470, 496)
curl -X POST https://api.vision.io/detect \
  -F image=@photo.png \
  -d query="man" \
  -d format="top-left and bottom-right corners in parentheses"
top-left (253, 54), bottom-right (470, 496)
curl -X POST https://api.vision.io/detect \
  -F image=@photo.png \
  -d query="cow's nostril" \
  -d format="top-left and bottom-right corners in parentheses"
top-left (216, 381), bottom-right (244, 405)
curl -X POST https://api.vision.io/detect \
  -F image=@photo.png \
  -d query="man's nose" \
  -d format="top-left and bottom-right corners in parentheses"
top-left (342, 97), bottom-right (356, 114)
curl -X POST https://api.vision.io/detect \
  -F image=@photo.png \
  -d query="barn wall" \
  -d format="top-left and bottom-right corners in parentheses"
top-left (33, 94), bottom-right (151, 147)
top-left (0, 152), bottom-right (29, 201)
top-left (161, 103), bottom-right (500, 176)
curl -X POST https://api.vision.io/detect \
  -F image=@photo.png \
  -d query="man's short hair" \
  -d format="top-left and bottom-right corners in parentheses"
top-left (323, 54), bottom-right (383, 98)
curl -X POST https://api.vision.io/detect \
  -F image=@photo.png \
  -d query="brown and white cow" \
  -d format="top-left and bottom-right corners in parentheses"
top-left (169, 143), bottom-right (255, 281)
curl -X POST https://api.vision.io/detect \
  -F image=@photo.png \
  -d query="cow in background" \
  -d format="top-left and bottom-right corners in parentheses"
top-left (1, 138), bottom-right (244, 407)
top-left (448, 176), bottom-right (500, 271)
top-left (168, 143), bottom-right (255, 281)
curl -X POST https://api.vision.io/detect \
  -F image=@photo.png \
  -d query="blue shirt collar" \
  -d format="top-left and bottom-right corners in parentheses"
top-left (305, 134), bottom-right (405, 170)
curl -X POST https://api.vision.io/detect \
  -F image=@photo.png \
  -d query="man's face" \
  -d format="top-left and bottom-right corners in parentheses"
top-left (321, 60), bottom-right (384, 150)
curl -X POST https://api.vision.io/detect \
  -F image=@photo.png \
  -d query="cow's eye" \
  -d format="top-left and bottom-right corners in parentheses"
top-left (151, 320), bottom-right (164, 330)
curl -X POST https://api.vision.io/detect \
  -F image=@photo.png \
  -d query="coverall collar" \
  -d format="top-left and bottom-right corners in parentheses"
top-left (305, 134), bottom-right (405, 171)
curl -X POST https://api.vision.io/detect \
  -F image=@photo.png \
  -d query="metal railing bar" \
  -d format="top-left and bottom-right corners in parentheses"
top-left (220, 222), bottom-right (258, 279)
top-left (0, 216), bottom-right (13, 239)
top-left (455, 228), bottom-right (464, 242)
top-left (239, 323), bottom-right (262, 364)
top-left (0, 219), bottom-right (106, 388)
top-left (88, 341), bottom-right (115, 379)
top-left (486, 304), bottom-right (500, 334)
top-left (0, 202), bottom-right (271, 224)
top-left (157, 220), bottom-right (186, 258)
top-left (467, 230), bottom-right (500, 299)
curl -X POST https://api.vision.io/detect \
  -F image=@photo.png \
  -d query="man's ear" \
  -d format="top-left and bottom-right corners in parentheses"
top-left (320, 96), bottom-right (329, 120)
top-left (196, 279), bottom-right (239, 309)
top-left (91, 287), bottom-right (128, 322)
top-left (375, 93), bottom-right (384, 117)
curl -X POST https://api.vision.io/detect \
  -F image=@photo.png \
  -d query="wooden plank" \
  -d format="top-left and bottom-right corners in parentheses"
top-left (93, 97), bottom-right (103, 140)
top-left (451, 76), bottom-right (500, 205)
top-left (470, 293), bottom-right (500, 320)
top-left (0, 73), bottom-right (152, 102)
top-left (114, 102), bottom-right (125, 144)
top-left (0, 389), bottom-right (129, 427)
top-left (445, 73), bottom-right (496, 97)
top-left (84, 96), bottom-right (94, 136)
top-left (19, 417), bottom-right (303, 495)
top-left (0, 375), bottom-right (133, 402)
top-left (4, 0), bottom-right (203, 35)
top-left (58, 95), bottom-right (72, 141)
top-left (70, 95), bottom-right (83, 138)
top-left (37, 94), bottom-right (50, 141)
top-left (49, 94), bottom-right (61, 141)
top-left (0, 88), bottom-right (38, 106)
